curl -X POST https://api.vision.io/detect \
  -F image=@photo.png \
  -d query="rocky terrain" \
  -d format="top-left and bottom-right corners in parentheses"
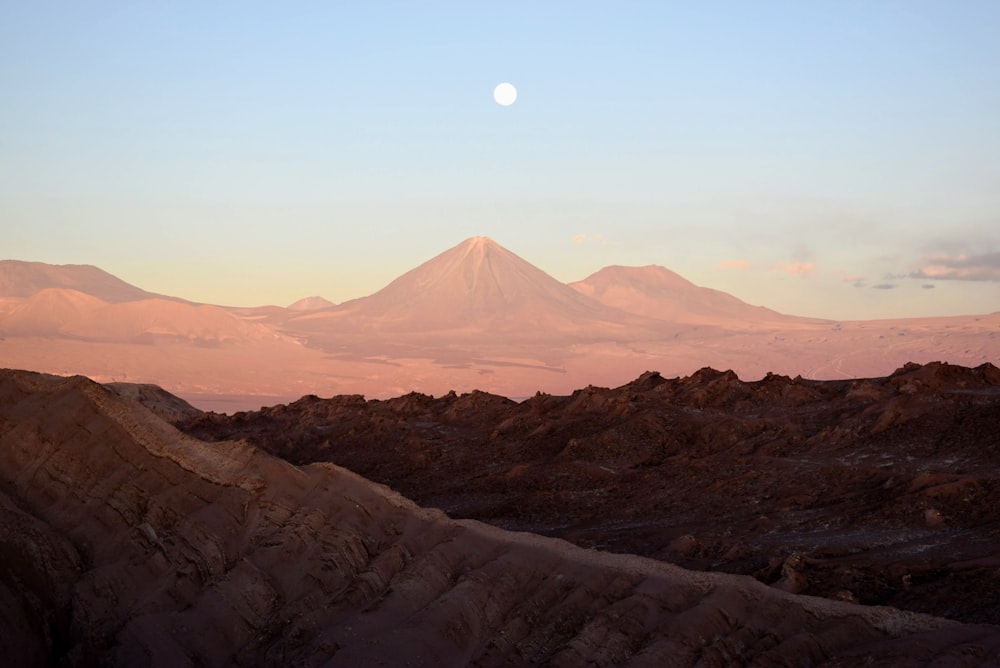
top-left (2, 368), bottom-right (1000, 665)
top-left (179, 361), bottom-right (1000, 628)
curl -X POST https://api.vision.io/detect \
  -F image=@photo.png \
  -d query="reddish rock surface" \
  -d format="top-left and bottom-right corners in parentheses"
top-left (178, 361), bottom-right (1000, 626)
top-left (3, 368), bottom-right (1000, 665)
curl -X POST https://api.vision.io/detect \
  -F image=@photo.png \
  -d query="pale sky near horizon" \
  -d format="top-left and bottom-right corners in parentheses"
top-left (2, 2), bottom-right (999, 319)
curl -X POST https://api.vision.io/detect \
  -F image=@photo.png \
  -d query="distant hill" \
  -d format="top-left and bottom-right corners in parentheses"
top-left (62, 298), bottom-right (286, 344)
top-left (0, 288), bottom-right (108, 336)
top-left (0, 287), bottom-right (284, 344)
top-left (0, 260), bottom-right (172, 303)
top-left (570, 264), bottom-right (819, 326)
top-left (286, 296), bottom-right (336, 311)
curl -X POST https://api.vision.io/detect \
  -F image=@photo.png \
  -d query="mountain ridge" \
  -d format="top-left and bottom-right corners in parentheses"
top-left (570, 264), bottom-right (818, 326)
top-left (0, 259), bottom-right (180, 303)
top-left (177, 360), bottom-right (1000, 627)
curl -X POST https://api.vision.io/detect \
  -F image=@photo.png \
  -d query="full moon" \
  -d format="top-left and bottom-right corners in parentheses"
top-left (493, 82), bottom-right (517, 106)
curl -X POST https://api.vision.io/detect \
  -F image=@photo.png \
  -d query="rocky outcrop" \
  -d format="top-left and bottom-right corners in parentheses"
top-left (180, 361), bottom-right (1000, 625)
top-left (3, 368), bottom-right (1000, 665)
top-left (105, 382), bottom-right (204, 423)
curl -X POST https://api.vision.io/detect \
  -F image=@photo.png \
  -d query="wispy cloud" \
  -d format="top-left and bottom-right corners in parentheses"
top-left (770, 261), bottom-right (817, 277)
top-left (832, 269), bottom-right (866, 287)
top-left (871, 283), bottom-right (897, 290)
top-left (718, 259), bottom-right (752, 269)
top-left (910, 252), bottom-right (1000, 281)
top-left (572, 233), bottom-right (606, 245)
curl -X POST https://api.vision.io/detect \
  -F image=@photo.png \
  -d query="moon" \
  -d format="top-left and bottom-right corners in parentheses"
top-left (493, 82), bottom-right (517, 106)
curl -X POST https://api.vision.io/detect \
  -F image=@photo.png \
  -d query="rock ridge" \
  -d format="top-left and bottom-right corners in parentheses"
top-left (2, 368), bottom-right (1000, 664)
top-left (179, 361), bottom-right (1000, 625)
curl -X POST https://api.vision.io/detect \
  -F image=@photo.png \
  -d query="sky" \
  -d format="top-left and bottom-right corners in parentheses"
top-left (2, 1), bottom-right (999, 319)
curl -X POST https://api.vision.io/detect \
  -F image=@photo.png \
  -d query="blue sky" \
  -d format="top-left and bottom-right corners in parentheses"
top-left (2, 1), bottom-right (999, 318)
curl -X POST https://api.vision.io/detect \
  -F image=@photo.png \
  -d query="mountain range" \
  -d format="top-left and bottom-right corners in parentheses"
top-left (1, 237), bottom-right (996, 410)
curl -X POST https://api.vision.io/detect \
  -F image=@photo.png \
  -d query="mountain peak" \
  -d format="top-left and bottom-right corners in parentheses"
top-left (301, 237), bottom-right (616, 334)
top-left (579, 265), bottom-right (697, 291)
top-left (570, 264), bottom-right (796, 325)
top-left (461, 236), bottom-right (498, 248)
top-left (287, 296), bottom-right (336, 311)
top-left (452, 236), bottom-right (504, 265)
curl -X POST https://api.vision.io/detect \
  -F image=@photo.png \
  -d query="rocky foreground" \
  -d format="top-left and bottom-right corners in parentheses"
top-left (3, 368), bottom-right (1000, 665)
top-left (179, 361), bottom-right (1000, 628)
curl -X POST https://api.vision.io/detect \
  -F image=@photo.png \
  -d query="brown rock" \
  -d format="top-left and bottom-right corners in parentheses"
top-left (173, 361), bottom-right (1000, 625)
top-left (8, 370), bottom-right (1000, 664)
top-left (925, 508), bottom-right (946, 528)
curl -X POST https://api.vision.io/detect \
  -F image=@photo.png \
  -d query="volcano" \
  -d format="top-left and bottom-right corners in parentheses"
top-left (570, 264), bottom-right (816, 327)
top-left (286, 237), bottom-right (649, 342)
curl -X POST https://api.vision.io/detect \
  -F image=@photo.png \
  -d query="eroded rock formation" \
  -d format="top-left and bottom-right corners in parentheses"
top-left (3, 368), bottom-right (1000, 664)
top-left (180, 361), bottom-right (1000, 626)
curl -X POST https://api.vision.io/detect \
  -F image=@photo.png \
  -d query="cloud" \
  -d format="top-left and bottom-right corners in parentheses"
top-left (922, 284), bottom-right (936, 289)
top-left (830, 269), bottom-right (866, 287)
top-left (770, 261), bottom-right (817, 277)
top-left (910, 252), bottom-right (1000, 281)
top-left (718, 259), bottom-right (752, 269)
top-left (871, 283), bottom-right (897, 290)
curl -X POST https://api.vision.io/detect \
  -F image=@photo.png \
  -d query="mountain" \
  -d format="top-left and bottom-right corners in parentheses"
top-left (0, 259), bottom-right (170, 303)
top-left (0, 288), bottom-right (108, 335)
top-left (1, 242), bottom-right (997, 405)
top-left (62, 298), bottom-right (287, 344)
top-left (286, 295), bottom-right (335, 311)
top-left (286, 236), bottom-right (648, 341)
top-left (570, 265), bottom-right (815, 326)
top-left (0, 288), bottom-right (286, 344)
top-left (3, 368), bottom-right (998, 664)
